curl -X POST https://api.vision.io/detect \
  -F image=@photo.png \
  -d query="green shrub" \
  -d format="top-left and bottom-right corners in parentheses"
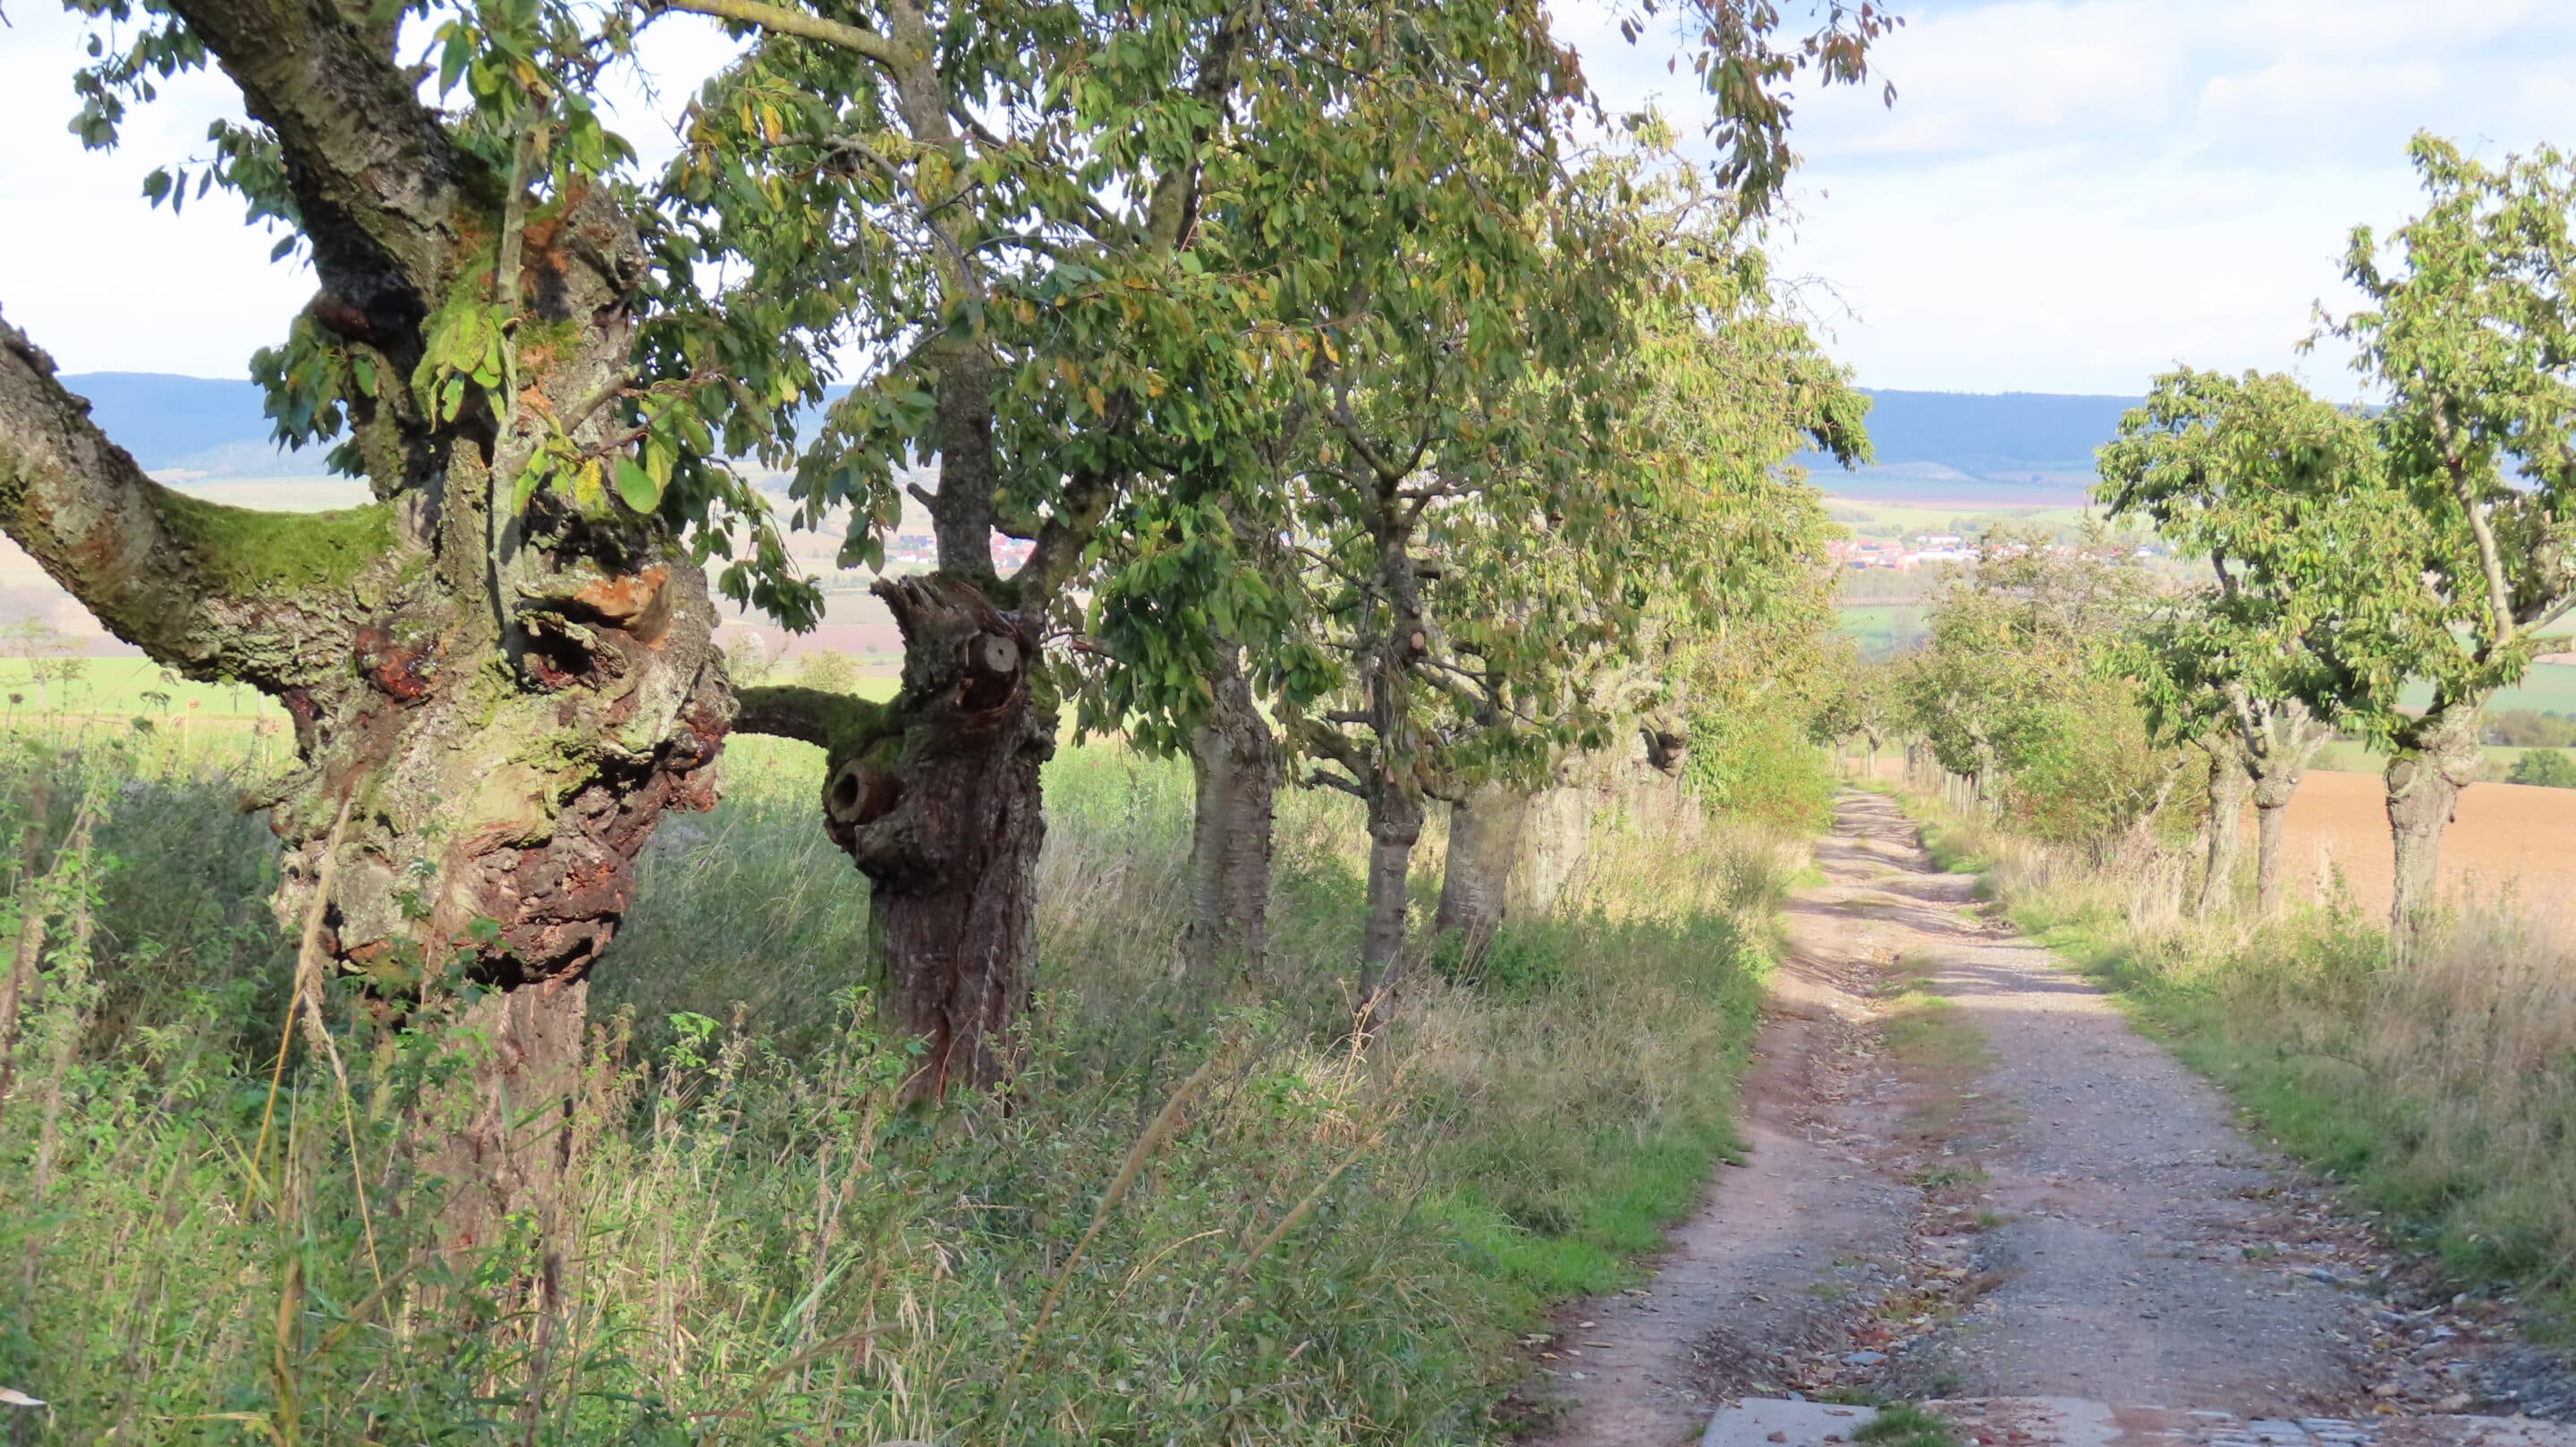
top-left (1686, 708), bottom-right (1835, 831)
top-left (2507, 748), bottom-right (2576, 788)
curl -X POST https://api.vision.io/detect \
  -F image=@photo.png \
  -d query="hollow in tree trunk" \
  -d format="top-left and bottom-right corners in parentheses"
top-left (1435, 780), bottom-right (1529, 964)
top-left (1184, 646), bottom-right (1275, 980)
top-left (2385, 702), bottom-right (2485, 965)
top-left (2199, 742), bottom-right (2250, 915)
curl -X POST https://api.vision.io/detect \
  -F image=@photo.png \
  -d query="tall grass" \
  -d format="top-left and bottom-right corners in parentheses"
top-left (0, 721), bottom-right (1793, 1443)
top-left (1915, 795), bottom-right (2576, 1320)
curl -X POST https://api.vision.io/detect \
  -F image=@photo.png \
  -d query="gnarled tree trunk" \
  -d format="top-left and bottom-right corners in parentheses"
top-left (0, 0), bottom-right (727, 1248)
top-left (1635, 723), bottom-right (1692, 836)
top-left (1435, 780), bottom-right (1529, 963)
top-left (742, 579), bottom-right (1050, 1097)
top-left (2199, 740), bottom-right (2250, 914)
top-left (2385, 701), bottom-right (2485, 964)
top-left (1185, 646), bottom-right (1275, 978)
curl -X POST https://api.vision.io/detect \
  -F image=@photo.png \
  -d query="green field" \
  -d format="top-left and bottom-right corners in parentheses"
top-left (1839, 603), bottom-right (1930, 657)
top-left (1820, 495), bottom-right (2092, 537)
top-left (2458, 663), bottom-right (2576, 715)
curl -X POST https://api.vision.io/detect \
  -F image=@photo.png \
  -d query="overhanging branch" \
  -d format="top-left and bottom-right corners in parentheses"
top-left (0, 315), bottom-right (395, 689)
top-left (657, 0), bottom-right (906, 70)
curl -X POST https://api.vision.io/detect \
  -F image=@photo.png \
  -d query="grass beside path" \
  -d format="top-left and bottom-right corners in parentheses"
top-left (1892, 789), bottom-right (2576, 1333)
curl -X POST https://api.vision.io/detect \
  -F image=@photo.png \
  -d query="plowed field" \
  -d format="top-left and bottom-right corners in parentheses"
top-left (2280, 769), bottom-right (2576, 918)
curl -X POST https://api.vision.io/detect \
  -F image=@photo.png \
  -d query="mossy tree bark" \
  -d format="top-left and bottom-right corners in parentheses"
top-left (737, 576), bottom-right (1053, 1098)
top-left (0, 0), bottom-right (726, 1250)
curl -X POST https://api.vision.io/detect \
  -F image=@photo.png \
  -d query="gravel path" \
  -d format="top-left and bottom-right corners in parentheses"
top-left (1529, 791), bottom-right (2576, 1447)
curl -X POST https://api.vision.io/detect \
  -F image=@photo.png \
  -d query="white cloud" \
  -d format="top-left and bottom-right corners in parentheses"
top-left (7, 0), bottom-right (2574, 399)
top-left (0, 4), bottom-right (739, 377)
top-left (1558, 0), bottom-right (2576, 393)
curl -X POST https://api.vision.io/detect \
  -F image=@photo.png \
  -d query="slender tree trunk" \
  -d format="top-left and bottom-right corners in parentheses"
top-left (2199, 744), bottom-right (2250, 915)
top-left (1184, 647), bottom-right (1275, 977)
top-left (1436, 781), bottom-right (1528, 964)
top-left (2253, 800), bottom-right (2291, 917)
top-left (1358, 784), bottom-right (1423, 1020)
top-left (2385, 702), bottom-right (2485, 964)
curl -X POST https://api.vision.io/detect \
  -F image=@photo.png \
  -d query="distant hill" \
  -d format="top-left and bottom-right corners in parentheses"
top-left (57, 372), bottom-right (326, 478)
top-left (1799, 388), bottom-right (2143, 506)
top-left (63, 371), bottom-right (2144, 505)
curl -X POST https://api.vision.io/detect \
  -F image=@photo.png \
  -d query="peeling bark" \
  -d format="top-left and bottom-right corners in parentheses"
top-left (1436, 781), bottom-right (1527, 963)
top-left (1184, 647), bottom-right (1275, 978)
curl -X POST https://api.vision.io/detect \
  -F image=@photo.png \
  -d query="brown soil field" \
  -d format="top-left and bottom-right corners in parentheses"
top-left (2276, 768), bottom-right (2576, 919)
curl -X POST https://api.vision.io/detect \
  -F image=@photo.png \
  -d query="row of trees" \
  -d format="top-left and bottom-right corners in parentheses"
top-left (1816, 133), bottom-right (2576, 964)
top-left (1, 0), bottom-right (1892, 1238)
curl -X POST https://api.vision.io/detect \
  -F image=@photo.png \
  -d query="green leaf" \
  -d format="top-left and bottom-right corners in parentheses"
top-left (438, 28), bottom-right (470, 97)
top-left (615, 456), bottom-right (663, 513)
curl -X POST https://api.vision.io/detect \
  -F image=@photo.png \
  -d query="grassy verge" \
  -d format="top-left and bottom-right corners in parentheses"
top-left (1888, 789), bottom-right (2576, 1330)
top-left (0, 724), bottom-right (1789, 1442)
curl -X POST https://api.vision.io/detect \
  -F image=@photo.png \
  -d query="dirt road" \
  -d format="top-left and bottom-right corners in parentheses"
top-left (1529, 791), bottom-right (2569, 1447)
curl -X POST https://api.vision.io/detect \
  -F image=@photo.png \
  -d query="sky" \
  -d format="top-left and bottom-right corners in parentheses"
top-left (4, 0), bottom-right (2575, 396)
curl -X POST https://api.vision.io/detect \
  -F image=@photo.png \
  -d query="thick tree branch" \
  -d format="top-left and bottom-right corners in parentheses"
top-left (2451, 458), bottom-right (2518, 649)
top-left (1013, 461), bottom-right (1122, 608)
top-left (167, 0), bottom-right (473, 334)
top-left (0, 316), bottom-right (394, 688)
top-left (732, 682), bottom-right (890, 755)
top-left (1143, 5), bottom-right (1249, 254)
